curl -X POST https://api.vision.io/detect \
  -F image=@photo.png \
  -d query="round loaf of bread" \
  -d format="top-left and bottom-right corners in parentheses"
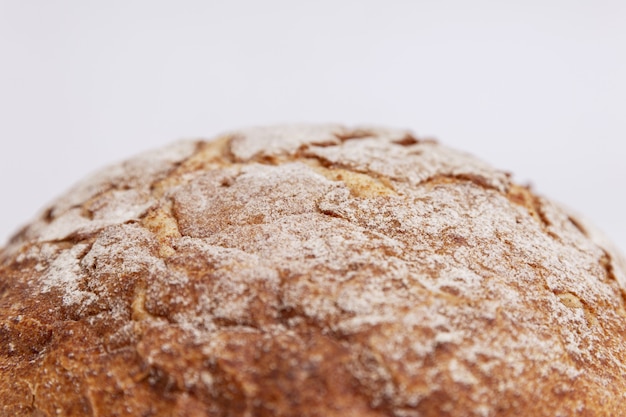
top-left (1, 125), bottom-right (626, 416)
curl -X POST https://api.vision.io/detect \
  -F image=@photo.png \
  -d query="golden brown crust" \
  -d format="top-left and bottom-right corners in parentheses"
top-left (1, 124), bottom-right (626, 416)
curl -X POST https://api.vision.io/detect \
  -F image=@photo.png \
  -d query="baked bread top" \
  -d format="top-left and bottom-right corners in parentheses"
top-left (1, 125), bottom-right (625, 416)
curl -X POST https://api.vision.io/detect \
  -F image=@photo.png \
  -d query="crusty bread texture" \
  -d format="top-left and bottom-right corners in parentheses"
top-left (1, 124), bottom-right (626, 416)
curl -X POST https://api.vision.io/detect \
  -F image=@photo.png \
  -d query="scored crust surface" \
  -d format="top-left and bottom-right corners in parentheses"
top-left (1, 124), bottom-right (626, 416)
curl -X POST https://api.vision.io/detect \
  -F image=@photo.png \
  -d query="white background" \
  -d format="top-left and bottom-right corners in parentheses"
top-left (1, 0), bottom-right (625, 253)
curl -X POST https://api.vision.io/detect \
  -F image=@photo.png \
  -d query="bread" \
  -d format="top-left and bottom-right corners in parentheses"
top-left (1, 124), bottom-right (625, 416)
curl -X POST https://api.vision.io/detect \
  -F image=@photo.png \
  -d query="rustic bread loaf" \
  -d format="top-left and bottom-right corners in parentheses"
top-left (1, 125), bottom-right (625, 416)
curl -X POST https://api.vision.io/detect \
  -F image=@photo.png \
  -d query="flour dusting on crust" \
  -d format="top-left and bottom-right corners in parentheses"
top-left (1, 125), bottom-right (626, 417)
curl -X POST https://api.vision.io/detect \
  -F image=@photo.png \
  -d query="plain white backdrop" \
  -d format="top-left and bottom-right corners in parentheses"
top-left (0, 0), bottom-right (625, 252)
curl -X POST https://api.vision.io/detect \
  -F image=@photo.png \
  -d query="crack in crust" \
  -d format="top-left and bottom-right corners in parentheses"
top-left (556, 291), bottom-right (599, 327)
top-left (506, 183), bottom-right (557, 237)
